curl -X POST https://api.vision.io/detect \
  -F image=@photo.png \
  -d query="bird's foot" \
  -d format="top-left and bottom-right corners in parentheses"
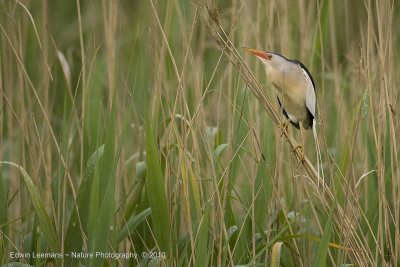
top-left (291, 144), bottom-right (305, 167)
top-left (279, 120), bottom-right (290, 137)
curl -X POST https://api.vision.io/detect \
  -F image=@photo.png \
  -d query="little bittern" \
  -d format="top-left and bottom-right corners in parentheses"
top-left (244, 48), bottom-right (316, 162)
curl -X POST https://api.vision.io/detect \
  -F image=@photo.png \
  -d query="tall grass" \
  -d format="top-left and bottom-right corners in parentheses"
top-left (0, 0), bottom-right (399, 266)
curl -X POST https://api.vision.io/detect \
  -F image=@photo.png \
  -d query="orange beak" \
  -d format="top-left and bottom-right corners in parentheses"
top-left (243, 47), bottom-right (272, 60)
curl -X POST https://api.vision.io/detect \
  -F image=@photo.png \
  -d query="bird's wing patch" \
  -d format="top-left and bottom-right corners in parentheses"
top-left (277, 96), bottom-right (300, 129)
top-left (301, 68), bottom-right (316, 119)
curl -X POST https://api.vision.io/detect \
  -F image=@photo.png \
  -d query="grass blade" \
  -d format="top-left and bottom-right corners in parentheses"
top-left (117, 207), bottom-right (152, 243)
top-left (313, 200), bottom-right (337, 267)
top-left (122, 161), bottom-right (147, 221)
top-left (0, 162), bottom-right (58, 252)
top-left (88, 94), bottom-right (117, 267)
top-left (194, 204), bottom-right (210, 267)
top-left (145, 115), bottom-right (170, 253)
top-left (270, 241), bottom-right (283, 267)
top-left (64, 144), bottom-right (104, 266)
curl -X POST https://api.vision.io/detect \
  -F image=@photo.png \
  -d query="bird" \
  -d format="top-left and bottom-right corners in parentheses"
top-left (243, 48), bottom-right (316, 162)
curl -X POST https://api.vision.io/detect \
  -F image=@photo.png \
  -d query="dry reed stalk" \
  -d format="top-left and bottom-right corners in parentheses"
top-left (198, 2), bottom-right (374, 265)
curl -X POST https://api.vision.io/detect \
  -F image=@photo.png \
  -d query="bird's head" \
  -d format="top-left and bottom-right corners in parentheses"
top-left (243, 48), bottom-right (286, 71)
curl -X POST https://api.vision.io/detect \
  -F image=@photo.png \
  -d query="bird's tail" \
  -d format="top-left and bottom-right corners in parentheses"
top-left (312, 120), bottom-right (325, 190)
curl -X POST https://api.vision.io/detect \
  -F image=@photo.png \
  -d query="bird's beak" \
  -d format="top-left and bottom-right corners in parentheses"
top-left (243, 47), bottom-right (272, 60)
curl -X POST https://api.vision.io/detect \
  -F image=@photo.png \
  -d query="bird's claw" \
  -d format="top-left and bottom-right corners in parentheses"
top-left (279, 120), bottom-right (290, 136)
top-left (291, 144), bottom-right (305, 167)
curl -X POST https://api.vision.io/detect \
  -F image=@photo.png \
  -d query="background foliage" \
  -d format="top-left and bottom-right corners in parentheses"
top-left (0, 0), bottom-right (399, 266)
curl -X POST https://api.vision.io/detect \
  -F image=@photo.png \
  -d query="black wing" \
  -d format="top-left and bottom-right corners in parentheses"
top-left (277, 96), bottom-right (300, 130)
top-left (288, 59), bottom-right (316, 90)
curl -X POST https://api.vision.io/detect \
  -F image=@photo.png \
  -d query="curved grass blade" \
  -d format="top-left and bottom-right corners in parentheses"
top-left (117, 207), bottom-right (151, 243)
top-left (246, 224), bottom-right (291, 265)
top-left (270, 241), bottom-right (283, 267)
top-left (0, 162), bottom-right (58, 252)
top-left (270, 241), bottom-right (300, 267)
top-left (276, 234), bottom-right (359, 252)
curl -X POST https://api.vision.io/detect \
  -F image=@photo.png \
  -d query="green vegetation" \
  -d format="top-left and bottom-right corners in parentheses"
top-left (0, 0), bottom-right (399, 266)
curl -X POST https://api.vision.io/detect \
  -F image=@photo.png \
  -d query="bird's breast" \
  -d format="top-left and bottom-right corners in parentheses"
top-left (268, 68), bottom-right (309, 123)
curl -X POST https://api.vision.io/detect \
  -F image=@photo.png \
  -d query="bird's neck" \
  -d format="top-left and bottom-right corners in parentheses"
top-left (266, 68), bottom-right (300, 97)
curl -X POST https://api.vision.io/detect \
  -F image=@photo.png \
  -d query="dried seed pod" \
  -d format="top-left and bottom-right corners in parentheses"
top-left (206, 4), bottom-right (220, 25)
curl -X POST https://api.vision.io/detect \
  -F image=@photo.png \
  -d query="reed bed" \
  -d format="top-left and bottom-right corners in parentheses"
top-left (0, 0), bottom-right (399, 266)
